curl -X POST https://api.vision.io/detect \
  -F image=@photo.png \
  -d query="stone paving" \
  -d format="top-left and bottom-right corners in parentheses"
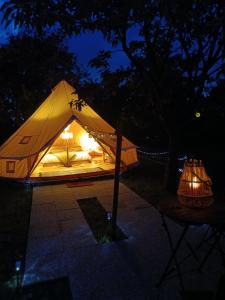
top-left (23, 179), bottom-right (224, 299)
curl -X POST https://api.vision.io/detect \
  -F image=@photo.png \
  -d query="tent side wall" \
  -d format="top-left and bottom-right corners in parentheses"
top-left (0, 81), bottom-right (74, 159)
top-left (0, 154), bottom-right (37, 179)
top-left (0, 158), bottom-right (29, 178)
top-left (121, 147), bottom-right (138, 167)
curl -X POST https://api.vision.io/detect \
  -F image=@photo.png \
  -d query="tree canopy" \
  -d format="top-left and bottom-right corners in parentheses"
top-left (1, 0), bottom-right (225, 189)
top-left (2, 1), bottom-right (225, 133)
top-left (0, 33), bottom-right (84, 142)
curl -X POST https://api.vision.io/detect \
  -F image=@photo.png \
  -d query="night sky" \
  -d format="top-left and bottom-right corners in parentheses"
top-left (0, 20), bottom-right (130, 80)
top-left (68, 32), bottom-right (130, 80)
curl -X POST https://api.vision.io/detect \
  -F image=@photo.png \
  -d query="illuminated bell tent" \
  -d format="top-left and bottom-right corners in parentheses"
top-left (0, 80), bottom-right (138, 181)
top-left (177, 159), bottom-right (214, 208)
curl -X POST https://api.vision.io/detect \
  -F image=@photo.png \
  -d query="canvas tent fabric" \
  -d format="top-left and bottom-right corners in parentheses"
top-left (0, 80), bottom-right (138, 179)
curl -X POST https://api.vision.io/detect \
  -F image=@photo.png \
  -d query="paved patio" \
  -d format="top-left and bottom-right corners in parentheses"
top-left (23, 179), bottom-right (224, 299)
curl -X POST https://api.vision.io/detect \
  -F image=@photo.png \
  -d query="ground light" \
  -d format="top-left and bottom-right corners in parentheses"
top-left (15, 260), bottom-right (22, 293)
top-left (107, 211), bottom-right (112, 221)
top-left (15, 260), bottom-right (21, 272)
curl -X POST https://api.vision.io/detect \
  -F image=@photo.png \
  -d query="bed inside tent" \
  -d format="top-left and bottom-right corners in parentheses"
top-left (31, 120), bottom-right (116, 178)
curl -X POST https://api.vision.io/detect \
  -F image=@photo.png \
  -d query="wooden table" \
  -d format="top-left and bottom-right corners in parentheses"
top-left (156, 196), bottom-right (225, 290)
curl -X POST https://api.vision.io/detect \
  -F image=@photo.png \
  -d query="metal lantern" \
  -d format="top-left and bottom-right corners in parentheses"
top-left (177, 159), bottom-right (214, 208)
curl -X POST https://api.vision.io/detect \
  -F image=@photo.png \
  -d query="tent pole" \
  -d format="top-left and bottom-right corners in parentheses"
top-left (66, 138), bottom-right (69, 167)
top-left (27, 144), bottom-right (52, 177)
top-left (111, 117), bottom-right (122, 237)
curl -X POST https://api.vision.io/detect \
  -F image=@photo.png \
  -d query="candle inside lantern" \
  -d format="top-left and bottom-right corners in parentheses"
top-left (189, 176), bottom-right (200, 189)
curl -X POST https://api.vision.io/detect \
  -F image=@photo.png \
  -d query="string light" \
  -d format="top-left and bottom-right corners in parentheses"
top-left (178, 155), bottom-right (187, 161)
top-left (137, 149), bottom-right (188, 166)
top-left (83, 126), bottom-right (117, 140)
top-left (137, 149), bottom-right (168, 156)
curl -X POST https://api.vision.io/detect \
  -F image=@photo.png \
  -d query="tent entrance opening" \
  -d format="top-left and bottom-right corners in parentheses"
top-left (31, 120), bottom-right (115, 178)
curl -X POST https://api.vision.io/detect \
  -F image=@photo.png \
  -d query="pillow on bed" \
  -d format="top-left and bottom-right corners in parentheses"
top-left (41, 153), bottom-right (61, 163)
top-left (88, 150), bottom-right (102, 157)
top-left (71, 151), bottom-right (91, 161)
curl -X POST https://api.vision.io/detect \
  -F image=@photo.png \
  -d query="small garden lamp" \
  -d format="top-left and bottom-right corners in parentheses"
top-left (107, 211), bottom-right (112, 221)
top-left (15, 260), bottom-right (21, 273)
top-left (15, 260), bottom-right (22, 292)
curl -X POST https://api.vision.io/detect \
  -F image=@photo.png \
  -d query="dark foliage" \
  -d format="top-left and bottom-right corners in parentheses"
top-left (0, 33), bottom-right (84, 143)
top-left (1, 0), bottom-right (225, 190)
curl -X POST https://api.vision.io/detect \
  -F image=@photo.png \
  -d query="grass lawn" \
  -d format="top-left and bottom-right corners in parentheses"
top-left (0, 182), bottom-right (32, 283)
top-left (21, 277), bottom-right (73, 300)
top-left (1, 277), bottom-right (73, 300)
top-left (121, 156), bottom-right (173, 206)
top-left (0, 182), bottom-right (32, 299)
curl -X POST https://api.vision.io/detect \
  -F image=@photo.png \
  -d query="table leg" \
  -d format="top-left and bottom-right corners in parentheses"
top-left (156, 213), bottom-right (188, 290)
top-left (175, 226), bottom-right (210, 266)
top-left (185, 238), bottom-right (199, 262)
top-left (198, 231), bottom-right (221, 271)
top-left (196, 225), bottom-right (212, 249)
top-left (217, 240), bottom-right (225, 268)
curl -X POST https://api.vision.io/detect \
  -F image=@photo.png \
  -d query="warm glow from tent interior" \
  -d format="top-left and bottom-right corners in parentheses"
top-left (61, 132), bottom-right (73, 140)
top-left (65, 125), bottom-right (71, 131)
top-left (41, 153), bottom-right (58, 163)
top-left (75, 151), bottom-right (91, 160)
top-left (80, 133), bottom-right (100, 151)
top-left (61, 124), bottom-right (73, 140)
top-left (189, 176), bottom-right (200, 189)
